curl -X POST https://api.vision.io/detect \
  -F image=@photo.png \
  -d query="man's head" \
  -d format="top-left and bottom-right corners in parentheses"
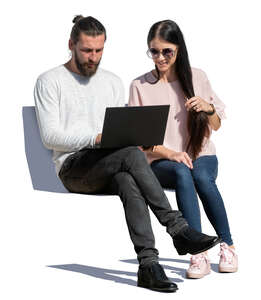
top-left (69, 15), bottom-right (106, 77)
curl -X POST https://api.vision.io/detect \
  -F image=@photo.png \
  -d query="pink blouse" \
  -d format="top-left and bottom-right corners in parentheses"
top-left (128, 68), bottom-right (226, 164)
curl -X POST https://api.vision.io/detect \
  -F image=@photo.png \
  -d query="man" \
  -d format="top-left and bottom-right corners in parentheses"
top-left (34, 15), bottom-right (220, 293)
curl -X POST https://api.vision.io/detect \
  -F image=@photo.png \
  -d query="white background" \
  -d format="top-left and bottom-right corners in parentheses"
top-left (1, 0), bottom-right (261, 299)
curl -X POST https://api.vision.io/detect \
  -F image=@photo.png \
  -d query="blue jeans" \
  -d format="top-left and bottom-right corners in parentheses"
top-left (151, 155), bottom-right (233, 246)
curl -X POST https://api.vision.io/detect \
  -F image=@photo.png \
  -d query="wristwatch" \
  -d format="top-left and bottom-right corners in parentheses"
top-left (206, 104), bottom-right (215, 116)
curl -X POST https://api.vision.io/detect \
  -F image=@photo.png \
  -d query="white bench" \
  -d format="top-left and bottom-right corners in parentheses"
top-left (22, 106), bottom-right (68, 193)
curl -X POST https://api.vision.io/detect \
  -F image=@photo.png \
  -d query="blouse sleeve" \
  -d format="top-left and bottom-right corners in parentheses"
top-left (128, 81), bottom-right (143, 106)
top-left (201, 71), bottom-right (226, 120)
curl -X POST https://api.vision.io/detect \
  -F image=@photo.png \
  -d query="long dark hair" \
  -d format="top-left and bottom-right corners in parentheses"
top-left (147, 20), bottom-right (210, 159)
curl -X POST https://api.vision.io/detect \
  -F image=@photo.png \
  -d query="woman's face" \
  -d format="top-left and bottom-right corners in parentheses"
top-left (149, 37), bottom-right (178, 73)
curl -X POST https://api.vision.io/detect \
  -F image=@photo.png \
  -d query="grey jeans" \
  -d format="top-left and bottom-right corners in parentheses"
top-left (59, 146), bottom-right (188, 265)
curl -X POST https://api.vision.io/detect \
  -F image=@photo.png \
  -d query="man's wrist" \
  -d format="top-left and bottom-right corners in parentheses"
top-left (95, 133), bottom-right (102, 145)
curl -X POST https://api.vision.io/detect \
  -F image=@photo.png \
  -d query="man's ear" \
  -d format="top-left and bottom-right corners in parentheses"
top-left (68, 39), bottom-right (74, 51)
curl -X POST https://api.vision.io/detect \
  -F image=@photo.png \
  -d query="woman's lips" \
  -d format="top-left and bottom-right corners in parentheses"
top-left (158, 62), bottom-right (168, 66)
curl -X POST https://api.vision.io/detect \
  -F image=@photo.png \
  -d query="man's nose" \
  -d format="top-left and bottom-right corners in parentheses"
top-left (89, 50), bottom-right (99, 61)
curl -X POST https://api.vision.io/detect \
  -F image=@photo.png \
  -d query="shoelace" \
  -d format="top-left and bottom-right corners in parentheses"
top-left (189, 254), bottom-right (208, 270)
top-left (218, 243), bottom-right (235, 264)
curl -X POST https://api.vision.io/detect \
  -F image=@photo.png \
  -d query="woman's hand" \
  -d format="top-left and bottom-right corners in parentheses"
top-left (185, 96), bottom-right (221, 130)
top-left (138, 145), bottom-right (193, 169)
top-left (168, 151), bottom-right (193, 169)
top-left (185, 96), bottom-right (213, 113)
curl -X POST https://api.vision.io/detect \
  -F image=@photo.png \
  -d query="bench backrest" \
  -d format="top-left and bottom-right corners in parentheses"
top-left (22, 106), bottom-right (68, 193)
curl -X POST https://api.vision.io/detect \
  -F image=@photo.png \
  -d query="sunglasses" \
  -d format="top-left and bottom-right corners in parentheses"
top-left (146, 48), bottom-right (176, 59)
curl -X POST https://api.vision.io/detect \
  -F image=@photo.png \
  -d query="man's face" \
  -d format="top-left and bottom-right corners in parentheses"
top-left (70, 32), bottom-right (105, 77)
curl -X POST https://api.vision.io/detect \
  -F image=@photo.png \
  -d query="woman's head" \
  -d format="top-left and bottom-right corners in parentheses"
top-left (147, 20), bottom-right (194, 92)
top-left (147, 20), bottom-right (194, 97)
top-left (147, 20), bottom-right (183, 71)
top-left (147, 37), bottom-right (178, 75)
top-left (147, 20), bottom-right (210, 159)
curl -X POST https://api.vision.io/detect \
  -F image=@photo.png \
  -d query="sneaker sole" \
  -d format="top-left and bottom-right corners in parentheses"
top-left (186, 270), bottom-right (211, 279)
top-left (219, 267), bottom-right (238, 273)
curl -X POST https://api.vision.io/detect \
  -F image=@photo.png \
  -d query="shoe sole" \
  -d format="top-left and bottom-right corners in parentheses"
top-left (218, 267), bottom-right (238, 273)
top-left (137, 282), bottom-right (178, 293)
top-left (186, 270), bottom-right (211, 279)
top-left (180, 237), bottom-right (222, 256)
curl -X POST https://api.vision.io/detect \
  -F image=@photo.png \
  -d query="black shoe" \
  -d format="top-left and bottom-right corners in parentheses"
top-left (173, 226), bottom-right (221, 255)
top-left (137, 262), bottom-right (178, 293)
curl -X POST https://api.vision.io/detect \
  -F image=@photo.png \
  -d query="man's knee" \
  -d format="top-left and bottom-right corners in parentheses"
top-left (114, 171), bottom-right (134, 183)
top-left (124, 146), bottom-right (143, 156)
top-left (123, 146), bottom-right (147, 166)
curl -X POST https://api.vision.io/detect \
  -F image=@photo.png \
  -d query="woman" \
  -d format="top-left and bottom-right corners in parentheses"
top-left (128, 20), bottom-right (238, 279)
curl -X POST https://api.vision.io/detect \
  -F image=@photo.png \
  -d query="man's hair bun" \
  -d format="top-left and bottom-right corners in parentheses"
top-left (72, 15), bottom-right (84, 24)
top-left (70, 15), bottom-right (106, 43)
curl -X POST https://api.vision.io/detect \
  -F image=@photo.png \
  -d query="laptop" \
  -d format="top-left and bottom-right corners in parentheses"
top-left (100, 105), bottom-right (170, 148)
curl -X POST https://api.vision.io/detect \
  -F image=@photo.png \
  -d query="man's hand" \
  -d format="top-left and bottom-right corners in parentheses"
top-left (95, 133), bottom-right (102, 145)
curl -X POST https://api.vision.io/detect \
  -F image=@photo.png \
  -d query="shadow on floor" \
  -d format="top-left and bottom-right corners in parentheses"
top-left (48, 257), bottom-right (188, 288)
top-left (121, 257), bottom-right (190, 279)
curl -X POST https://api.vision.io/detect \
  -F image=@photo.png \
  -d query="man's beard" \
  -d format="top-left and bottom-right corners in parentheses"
top-left (74, 51), bottom-right (100, 77)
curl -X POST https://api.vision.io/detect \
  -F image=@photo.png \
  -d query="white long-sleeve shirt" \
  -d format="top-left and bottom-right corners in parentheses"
top-left (34, 65), bottom-right (125, 175)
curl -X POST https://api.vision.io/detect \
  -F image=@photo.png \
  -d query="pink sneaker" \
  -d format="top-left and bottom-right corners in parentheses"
top-left (186, 253), bottom-right (211, 279)
top-left (218, 243), bottom-right (238, 273)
